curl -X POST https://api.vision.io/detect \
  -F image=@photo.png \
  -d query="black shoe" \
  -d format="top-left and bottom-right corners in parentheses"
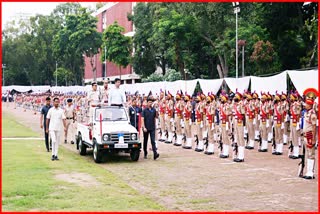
top-left (182, 146), bottom-right (192, 149)
top-left (272, 151), bottom-right (277, 155)
top-left (71, 141), bottom-right (74, 144)
top-left (275, 152), bottom-right (283, 155)
top-left (64, 140), bottom-right (67, 144)
top-left (154, 153), bottom-right (160, 160)
top-left (245, 146), bottom-right (254, 150)
top-left (173, 143), bottom-right (181, 146)
top-left (50, 147), bottom-right (52, 150)
top-left (233, 158), bottom-right (244, 162)
top-left (51, 155), bottom-right (55, 161)
top-left (268, 141), bottom-right (272, 144)
top-left (289, 155), bottom-right (299, 159)
top-left (165, 141), bottom-right (172, 144)
top-left (219, 154), bottom-right (229, 158)
top-left (54, 156), bottom-right (59, 160)
top-left (303, 175), bottom-right (315, 180)
top-left (258, 149), bottom-right (268, 152)
top-left (196, 149), bottom-right (204, 152)
top-left (283, 142), bottom-right (287, 145)
top-left (204, 151), bottom-right (214, 155)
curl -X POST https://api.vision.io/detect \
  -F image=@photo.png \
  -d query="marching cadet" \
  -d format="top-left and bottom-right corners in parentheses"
top-left (204, 94), bottom-right (216, 155)
top-left (201, 93), bottom-right (208, 144)
top-left (158, 90), bottom-right (166, 142)
top-left (301, 88), bottom-right (318, 179)
top-left (232, 91), bottom-right (246, 162)
top-left (288, 91), bottom-right (301, 159)
top-left (267, 92), bottom-right (274, 143)
top-left (64, 98), bottom-right (76, 144)
top-left (244, 92), bottom-right (256, 150)
top-left (219, 92), bottom-right (231, 158)
top-left (281, 92), bottom-right (290, 145)
top-left (194, 94), bottom-right (205, 152)
top-left (165, 91), bottom-right (174, 144)
top-left (173, 91), bottom-right (184, 146)
top-left (272, 92), bottom-right (284, 155)
top-left (86, 82), bottom-right (101, 123)
top-left (182, 93), bottom-right (193, 149)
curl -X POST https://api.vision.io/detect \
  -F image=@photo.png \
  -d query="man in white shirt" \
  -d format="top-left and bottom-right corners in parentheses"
top-left (108, 78), bottom-right (126, 106)
top-left (46, 97), bottom-right (67, 161)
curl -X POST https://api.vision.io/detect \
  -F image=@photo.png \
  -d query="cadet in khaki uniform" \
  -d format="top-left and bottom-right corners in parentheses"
top-left (272, 93), bottom-right (284, 155)
top-left (219, 93), bottom-right (231, 158)
top-left (173, 91), bottom-right (184, 146)
top-left (267, 93), bottom-right (274, 143)
top-left (258, 93), bottom-right (269, 152)
top-left (158, 90), bottom-right (166, 141)
top-left (204, 94), bottom-right (215, 155)
top-left (301, 88), bottom-right (318, 179)
top-left (288, 92), bottom-right (301, 159)
top-left (253, 92), bottom-right (260, 141)
top-left (194, 94), bottom-right (205, 152)
top-left (182, 94), bottom-right (193, 149)
top-left (281, 92), bottom-right (290, 145)
top-left (64, 98), bottom-right (76, 144)
top-left (232, 91), bottom-right (246, 162)
top-left (244, 92), bottom-right (256, 150)
top-left (165, 92), bottom-right (174, 144)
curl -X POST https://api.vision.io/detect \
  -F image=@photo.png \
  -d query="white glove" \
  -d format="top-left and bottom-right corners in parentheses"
top-left (253, 118), bottom-right (256, 125)
top-left (281, 122), bottom-right (284, 129)
top-left (296, 122), bottom-right (300, 130)
top-left (200, 121), bottom-right (203, 128)
top-left (170, 118), bottom-right (174, 123)
top-left (266, 120), bottom-right (270, 128)
top-left (211, 123), bottom-right (214, 130)
top-left (226, 122), bottom-right (229, 131)
top-left (189, 120), bottom-right (192, 125)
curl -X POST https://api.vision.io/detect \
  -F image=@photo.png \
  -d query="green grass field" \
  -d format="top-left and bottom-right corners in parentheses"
top-left (2, 114), bottom-right (164, 211)
top-left (2, 113), bottom-right (41, 138)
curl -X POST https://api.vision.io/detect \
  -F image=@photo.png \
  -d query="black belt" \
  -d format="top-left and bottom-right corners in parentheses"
top-left (66, 117), bottom-right (74, 120)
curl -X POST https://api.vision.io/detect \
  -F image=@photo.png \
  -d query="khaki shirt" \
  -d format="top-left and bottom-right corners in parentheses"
top-left (87, 90), bottom-right (101, 106)
top-left (64, 105), bottom-right (75, 118)
top-left (303, 109), bottom-right (317, 133)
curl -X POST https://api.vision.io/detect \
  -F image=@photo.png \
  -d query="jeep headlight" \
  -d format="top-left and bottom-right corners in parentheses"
top-left (131, 133), bottom-right (137, 140)
top-left (103, 134), bottom-right (110, 141)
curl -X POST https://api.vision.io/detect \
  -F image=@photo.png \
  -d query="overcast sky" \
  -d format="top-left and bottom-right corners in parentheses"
top-left (2, 2), bottom-right (96, 29)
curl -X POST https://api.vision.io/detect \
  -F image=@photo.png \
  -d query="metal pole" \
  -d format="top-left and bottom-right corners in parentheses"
top-left (236, 11), bottom-right (238, 79)
top-left (242, 45), bottom-right (244, 77)
top-left (104, 46), bottom-right (107, 79)
top-left (55, 61), bottom-right (58, 87)
top-left (2, 64), bottom-right (5, 87)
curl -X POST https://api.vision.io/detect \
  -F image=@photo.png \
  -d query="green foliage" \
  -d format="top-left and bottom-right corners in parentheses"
top-left (142, 69), bottom-right (181, 82)
top-left (101, 22), bottom-right (132, 72)
top-left (53, 67), bottom-right (74, 86)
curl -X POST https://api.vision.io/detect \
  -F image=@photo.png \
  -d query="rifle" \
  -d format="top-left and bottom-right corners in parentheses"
top-left (218, 140), bottom-right (223, 153)
top-left (272, 126), bottom-right (276, 153)
top-left (194, 135), bottom-right (199, 147)
top-left (233, 142), bottom-right (238, 159)
top-left (182, 134), bottom-right (186, 143)
top-left (298, 144), bottom-right (306, 177)
top-left (165, 130), bottom-right (168, 139)
top-left (204, 136), bottom-right (209, 149)
top-left (158, 128), bottom-right (162, 138)
top-left (173, 127), bottom-right (177, 142)
top-left (288, 141), bottom-right (294, 157)
top-left (258, 131), bottom-right (262, 149)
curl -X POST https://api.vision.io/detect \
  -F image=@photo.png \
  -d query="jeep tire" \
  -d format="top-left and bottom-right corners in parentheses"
top-left (130, 149), bottom-right (140, 161)
top-left (93, 140), bottom-right (102, 163)
top-left (78, 136), bottom-right (87, 156)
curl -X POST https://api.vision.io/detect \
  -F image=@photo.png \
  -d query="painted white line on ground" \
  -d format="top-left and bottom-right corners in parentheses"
top-left (2, 137), bottom-right (44, 140)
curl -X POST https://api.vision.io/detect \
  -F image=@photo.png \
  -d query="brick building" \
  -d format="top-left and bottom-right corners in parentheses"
top-left (83, 2), bottom-right (140, 84)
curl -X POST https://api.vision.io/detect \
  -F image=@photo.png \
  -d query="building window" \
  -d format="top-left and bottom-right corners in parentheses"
top-left (102, 11), bottom-right (106, 29)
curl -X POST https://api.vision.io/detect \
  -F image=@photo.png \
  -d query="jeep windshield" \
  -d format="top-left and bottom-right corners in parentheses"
top-left (95, 107), bottom-right (128, 121)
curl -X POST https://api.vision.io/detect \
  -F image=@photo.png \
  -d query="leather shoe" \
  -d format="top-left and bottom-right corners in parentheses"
top-left (219, 154), bottom-right (229, 158)
top-left (289, 155), bottom-right (299, 159)
top-left (275, 152), bottom-right (283, 155)
top-left (173, 143), bottom-right (181, 146)
top-left (182, 146), bottom-right (192, 149)
top-left (245, 146), bottom-right (254, 150)
top-left (233, 158), bottom-right (244, 162)
top-left (51, 155), bottom-right (55, 161)
top-left (258, 149), bottom-right (268, 152)
top-left (71, 141), bottom-right (74, 144)
top-left (303, 175), bottom-right (315, 180)
top-left (54, 156), bottom-right (59, 160)
top-left (154, 153), bottom-right (160, 160)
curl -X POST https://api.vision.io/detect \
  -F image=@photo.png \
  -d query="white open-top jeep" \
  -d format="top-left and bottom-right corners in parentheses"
top-left (75, 106), bottom-right (141, 163)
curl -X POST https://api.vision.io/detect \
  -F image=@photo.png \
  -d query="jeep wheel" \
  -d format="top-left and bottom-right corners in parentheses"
top-left (78, 137), bottom-right (86, 156)
top-left (130, 149), bottom-right (140, 161)
top-left (93, 140), bottom-right (102, 163)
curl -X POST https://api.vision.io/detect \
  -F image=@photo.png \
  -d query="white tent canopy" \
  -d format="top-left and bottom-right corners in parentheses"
top-left (250, 71), bottom-right (287, 96)
top-left (224, 76), bottom-right (250, 93)
top-left (198, 78), bottom-right (224, 95)
top-left (287, 69), bottom-right (318, 96)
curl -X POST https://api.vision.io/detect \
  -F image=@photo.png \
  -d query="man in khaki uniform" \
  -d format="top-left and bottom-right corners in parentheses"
top-left (301, 88), bottom-right (318, 179)
top-left (194, 94), bottom-right (205, 152)
top-left (288, 91), bottom-right (301, 159)
top-left (87, 82), bottom-right (101, 123)
top-left (232, 91), bottom-right (246, 162)
top-left (272, 93), bottom-right (284, 155)
top-left (165, 92), bottom-right (174, 144)
top-left (158, 90), bottom-right (166, 141)
top-left (258, 93), bottom-right (270, 152)
top-left (101, 79), bottom-right (109, 105)
top-left (267, 93), bottom-right (274, 143)
top-left (204, 94), bottom-right (216, 155)
top-left (64, 98), bottom-right (76, 144)
top-left (244, 92), bottom-right (256, 150)
top-left (173, 91), bottom-right (184, 146)
top-left (182, 94), bottom-right (193, 149)
top-left (253, 92), bottom-right (261, 141)
top-left (281, 92), bottom-right (290, 145)
top-left (219, 93), bottom-right (231, 158)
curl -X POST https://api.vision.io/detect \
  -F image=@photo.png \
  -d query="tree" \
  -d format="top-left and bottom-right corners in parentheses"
top-left (53, 67), bottom-right (74, 86)
top-left (101, 22), bottom-right (132, 79)
top-left (53, 7), bottom-right (102, 83)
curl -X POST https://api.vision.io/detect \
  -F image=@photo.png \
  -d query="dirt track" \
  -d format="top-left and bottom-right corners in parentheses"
top-left (3, 103), bottom-right (318, 211)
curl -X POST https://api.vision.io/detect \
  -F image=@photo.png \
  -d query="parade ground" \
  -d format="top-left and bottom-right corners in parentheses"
top-left (2, 102), bottom-right (318, 211)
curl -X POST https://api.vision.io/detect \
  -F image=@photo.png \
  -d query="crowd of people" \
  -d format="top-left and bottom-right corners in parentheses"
top-left (5, 79), bottom-right (318, 179)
